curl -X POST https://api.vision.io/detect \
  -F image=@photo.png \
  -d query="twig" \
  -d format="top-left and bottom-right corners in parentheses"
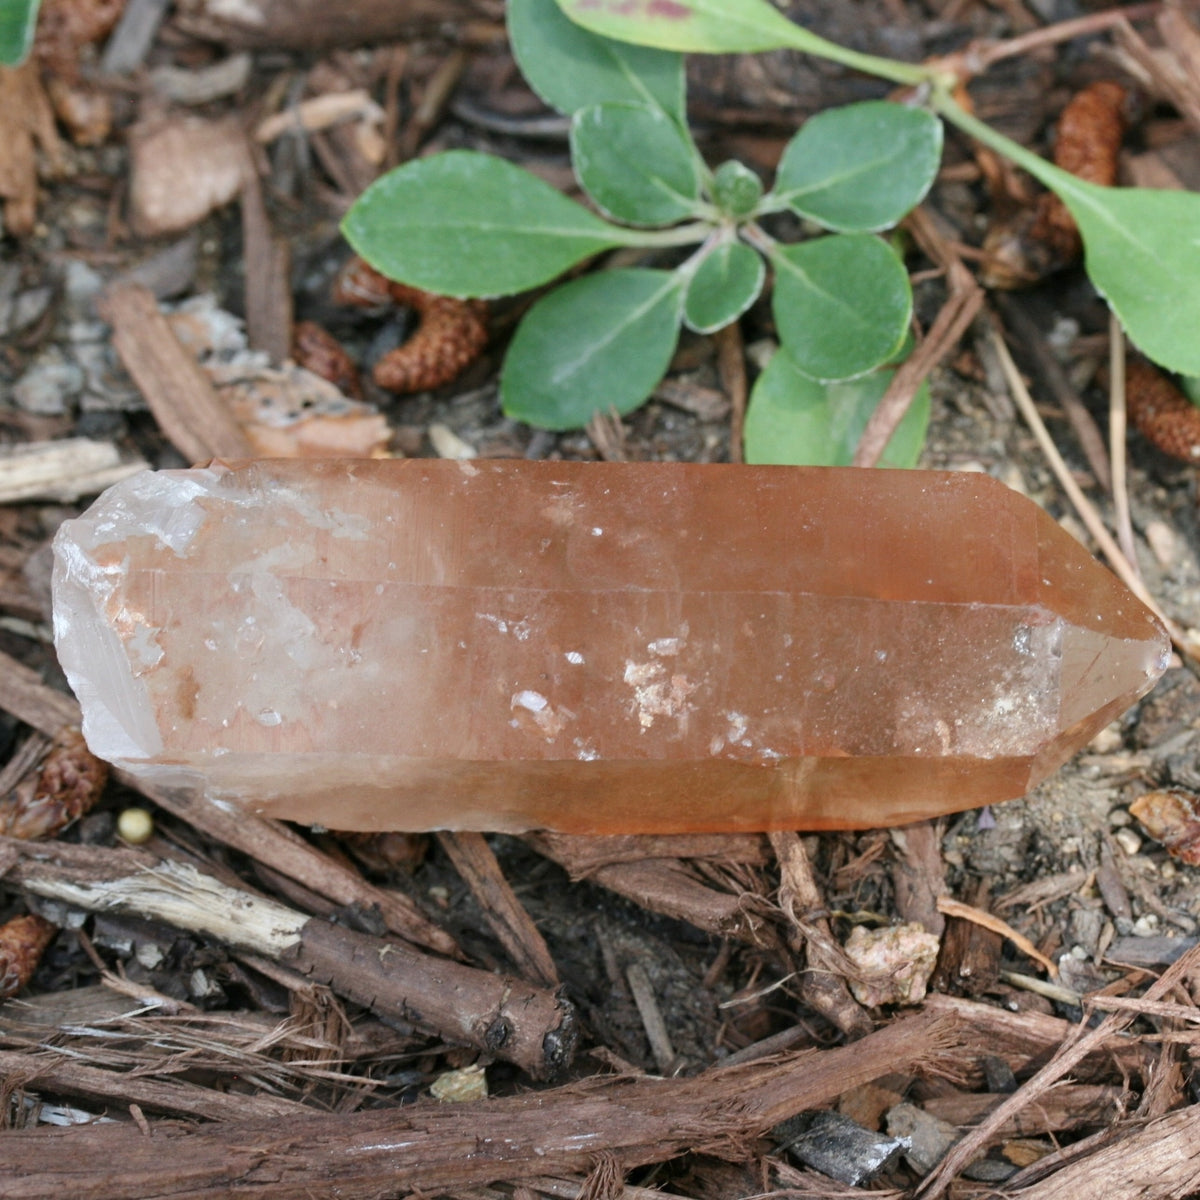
top-left (527, 833), bottom-right (778, 948)
top-left (954, 3), bottom-right (1162, 74)
top-left (4, 837), bottom-right (575, 1079)
top-left (769, 831), bottom-right (872, 1039)
top-left (437, 831), bottom-right (560, 988)
top-left (994, 294), bottom-right (1112, 492)
top-left (917, 941), bottom-right (1200, 1198)
top-left (1108, 313), bottom-right (1141, 579)
top-left (853, 259), bottom-right (983, 468)
top-left (714, 322), bottom-right (747, 463)
top-left (625, 962), bottom-right (677, 1074)
top-left (1007, 1105), bottom-right (1200, 1199)
top-left (0, 440), bottom-right (147, 504)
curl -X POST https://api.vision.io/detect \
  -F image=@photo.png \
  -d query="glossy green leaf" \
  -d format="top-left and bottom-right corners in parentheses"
top-left (510, 0), bottom-right (685, 121)
top-left (571, 102), bottom-right (700, 224)
top-left (683, 241), bottom-right (764, 333)
top-left (773, 102), bottom-right (942, 232)
top-left (744, 351), bottom-right (929, 466)
top-left (501, 269), bottom-right (684, 429)
top-left (554, 0), bottom-right (928, 86)
top-left (771, 234), bottom-right (911, 381)
top-left (342, 151), bottom-right (637, 298)
top-left (0, 0), bottom-right (39, 66)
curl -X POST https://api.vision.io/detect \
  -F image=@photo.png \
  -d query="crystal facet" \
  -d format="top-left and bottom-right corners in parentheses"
top-left (51, 460), bottom-right (1169, 833)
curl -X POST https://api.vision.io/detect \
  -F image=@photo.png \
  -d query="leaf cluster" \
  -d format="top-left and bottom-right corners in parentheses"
top-left (343, 0), bottom-right (940, 459)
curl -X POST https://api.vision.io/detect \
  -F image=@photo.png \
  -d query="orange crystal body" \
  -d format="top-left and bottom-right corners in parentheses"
top-left (52, 460), bottom-right (1168, 833)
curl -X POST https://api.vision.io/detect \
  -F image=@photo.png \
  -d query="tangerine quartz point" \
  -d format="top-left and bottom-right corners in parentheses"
top-left (51, 460), bottom-right (1169, 834)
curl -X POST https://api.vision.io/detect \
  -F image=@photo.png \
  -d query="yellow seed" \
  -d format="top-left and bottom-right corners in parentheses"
top-left (117, 807), bottom-right (154, 844)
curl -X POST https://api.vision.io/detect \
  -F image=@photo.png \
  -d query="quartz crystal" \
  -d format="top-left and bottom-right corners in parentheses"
top-left (51, 460), bottom-right (1169, 833)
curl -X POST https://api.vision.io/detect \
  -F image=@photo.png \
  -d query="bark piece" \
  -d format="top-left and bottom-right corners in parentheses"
top-left (51, 461), bottom-right (1168, 834)
top-left (97, 283), bottom-right (253, 462)
top-left (0, 1009), bottom-right (963, 1197)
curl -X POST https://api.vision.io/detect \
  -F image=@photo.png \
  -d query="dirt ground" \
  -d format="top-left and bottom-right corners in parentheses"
top-left (2, 1), bottom-right (1200, 1197)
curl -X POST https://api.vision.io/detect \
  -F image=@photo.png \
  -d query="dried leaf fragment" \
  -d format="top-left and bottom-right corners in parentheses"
top-left (982, 81), bottom-right (1128, 288)
top-left (128, 115), bottom-right (248, 237)
top-left (210, 360), bottom-right (390, 457)
top-left (334, 257), bottom-right (488, 394)
top-left (1124, 359), bottom-right (1200, 462)
top-left (1130, 789), bottom-right (1200, 863)
top-left (0, 728), bottom-right (108, 839)
top-left (0, 914), bottom-right (57, 999)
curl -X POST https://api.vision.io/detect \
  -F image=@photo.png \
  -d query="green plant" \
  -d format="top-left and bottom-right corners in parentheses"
top-left (0, 0), bottom-right (40, 66)
top-left (342, 0), bottom-right (940, 460)
top-left (555, 0), bottom-right (1200, 383)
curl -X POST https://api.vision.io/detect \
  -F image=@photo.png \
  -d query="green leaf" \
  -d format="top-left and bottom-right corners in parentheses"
top-left (554, 0), bottom-right (928, 87)
top-left (0, 0), bottom-right (40, 66)
top-left (571, 102), bottom-right (700, 225)
top-left (1050, 180), bottom-right (1200, 377)
top-left (683, 241), bottom-right (764, 333)
top-left (342, 150), bottom-right (637, 298)
top-left (772, 102), bottom-right (942, 232)
top-left (509, 0), bottom-right (685, 122)
top-left (771, 234), bottom-right (911, 381)
top-left (934, 93), bottom-right (1200, 377)
top-left (744, 351), bottom-right (929, 466)
top-left (501, 269), bottom-right (684, 429)
top-left (710, 160), bottom-right (763, 218)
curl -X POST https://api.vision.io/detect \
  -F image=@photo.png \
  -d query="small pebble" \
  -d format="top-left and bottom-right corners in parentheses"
top-left (1108, 807), bottom-right (1132, 828)
top-left (1113, 828), bottom-right (1142, 857)
top-left (1132, 914), bottom-right (1159, 937)
top-left (14, 356), bottom-right (84, 415)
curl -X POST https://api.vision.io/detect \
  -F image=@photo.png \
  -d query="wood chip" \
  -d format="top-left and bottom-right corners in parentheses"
top-left (0, 439), bottom-right (147, 504)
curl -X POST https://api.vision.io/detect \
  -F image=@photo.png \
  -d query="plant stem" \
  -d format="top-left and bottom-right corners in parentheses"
top-left (616, 221), bottom-right (713, 249)
top-left (929, 87), bottom-right (1064, 191)
top-left (777, 25), bottom-right (931, 87)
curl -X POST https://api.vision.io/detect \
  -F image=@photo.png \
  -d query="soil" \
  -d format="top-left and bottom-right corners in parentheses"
top-left (2, 2), bottom-right (1200, 1197)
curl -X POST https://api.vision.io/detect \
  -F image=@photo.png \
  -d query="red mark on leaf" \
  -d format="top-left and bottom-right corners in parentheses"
top-left (646, 0), bottom-right (691, 16)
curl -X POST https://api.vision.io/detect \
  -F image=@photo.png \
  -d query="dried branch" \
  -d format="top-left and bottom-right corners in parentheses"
top-left (3, 837), bottom-right (575, 1079)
